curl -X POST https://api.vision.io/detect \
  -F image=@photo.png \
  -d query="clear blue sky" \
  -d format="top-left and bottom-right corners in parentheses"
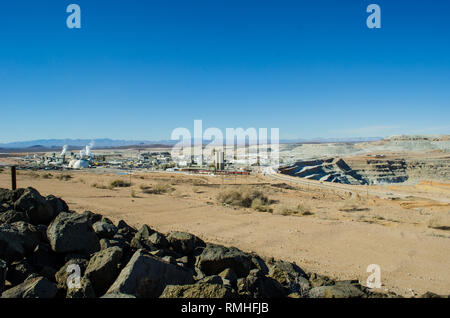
top-left (0, 0), bottom-right (449, 143)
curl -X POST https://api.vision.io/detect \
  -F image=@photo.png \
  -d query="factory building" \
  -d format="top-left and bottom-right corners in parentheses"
top-left (214, 151), bottom-right (224, 170)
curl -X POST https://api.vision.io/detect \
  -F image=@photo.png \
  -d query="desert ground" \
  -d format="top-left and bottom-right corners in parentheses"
top-left (0, 167), bottom-right (449, 297)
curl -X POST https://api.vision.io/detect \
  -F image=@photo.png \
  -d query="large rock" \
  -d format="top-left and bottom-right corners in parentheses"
top-left (0, 221), bottom-right (41, 261)
top-left (308, 272), bottom-right (334, 287)
top-left (219, 268), bottom-right (238, 286)
top-left (66, 277), bottom-right (96, 298)
top-left (45, 195), bottom-right (68, 218)
top-left (1, 276), bottom-right (57, 298)
top-left (196, 244), bottom-right (252, 278)
top-left (93, 219), bottom-right (117, 239)
top-left (47, 212), bottom-right (100, 254)
top-left (198, 275), bottom-right (223, 285)
top-left (0, 210), bottom-right (30, 225)
top-left (84, 246), bottom-right (123, 295)
top-left (167, 231), bottom-right (203, 255)
top-left (116, 220), bottom-right (137, 242)
top-left (6, 259), bottom-right (36, 286)
top-left (0, 203), bottom-right (10, 214)
top-left (55, 258), bottom-right (89, 290)
top-left (0, 189), bottom-right (14, 204)
top-left (0, 259), bottom-right (6, 295)
top-left (148, 232), bottom-right (169, 249)
top-left (268, 260), bottom-right (309, 295)
top-left (31, 243), bottom-right (60, 280)
top-left (14, 187), bottom-right (55, 225)
top-left (107, 249), bottom-right (194, 298)
top-left (308, 282), bottom-right (364, 298)
top-left (237, 269), bottom-right (286, 298)
top-left (81, 211), bottom-right (103, 224)
top-left (135, 224), bottom-right (155, 241)
top-left (130, 235), bottom-right (157, 252)
top-left (160, 283), bottom-right (235, 298)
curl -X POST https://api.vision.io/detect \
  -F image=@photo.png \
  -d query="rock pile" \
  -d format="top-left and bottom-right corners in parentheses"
top-left (0, 187), bottom-right (446, 298)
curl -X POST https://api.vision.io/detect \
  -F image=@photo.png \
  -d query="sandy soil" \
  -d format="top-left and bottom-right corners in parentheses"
top-left (0, 168), bottom-right (449, 297)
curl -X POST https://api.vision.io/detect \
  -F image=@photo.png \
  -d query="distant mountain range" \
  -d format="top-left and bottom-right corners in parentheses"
top-left (0, 137), bottom-right (383, 149)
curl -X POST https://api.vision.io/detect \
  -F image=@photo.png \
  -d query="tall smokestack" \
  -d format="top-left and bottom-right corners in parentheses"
top-left (61, 145), bottom-right (68, 156)
top-left (85, 141), bottom-right (94, 157)
top-left (61, 145), bottom-right (68, 163)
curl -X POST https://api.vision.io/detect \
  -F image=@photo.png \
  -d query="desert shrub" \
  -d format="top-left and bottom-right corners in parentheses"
top-left (339, 203), bottom-right (370, 213)
top-left (27, 171), bottom-right (41, 178)
top-left (191, 179), bottom-right (207, 186)
top-left (140, 183), bottom-right (172, 194)
top-left (217, 187), bottom-right (269, 209)
top-left (276, 203), bottom-right (313, 216)
top-left (92, 183), bottom-right (107, 189)
top-left (131, 189), bottom-right (137, 198)
top-left (56, 174), bottom-right (72, 181)
top-left (251, 198), bottom-right (273, 212)
top-left (110, 179), bottom-right (131, 188)
top-left (41, 173), bottom-right (53, 179)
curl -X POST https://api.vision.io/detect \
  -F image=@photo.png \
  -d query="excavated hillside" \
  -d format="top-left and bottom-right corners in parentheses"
top-left (279, 154), bottom-right (450, 185)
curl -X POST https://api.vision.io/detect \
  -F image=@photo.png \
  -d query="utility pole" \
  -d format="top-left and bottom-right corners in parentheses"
top-left (11, 166), bottom-right (17, 190)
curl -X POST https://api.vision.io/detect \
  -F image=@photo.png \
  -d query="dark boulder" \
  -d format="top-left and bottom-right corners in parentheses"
top-left (198, 275), bottom-right (223, 285)
top-left (31, 243), bottom-right (61, 281)
top-left (81, 211), bottom-right (102, 224)
top-left (196, 244), bottom-right (252, 278)
top-left (93, 218), bottom-right (117, 239)
top-left (6, 259), bottom-right (37, 286)
top-left (160, 283), bottom-right (235, 298)
top-left (237, 269), bottom-right (286, 298)
top-left (84, 246), bottom-right (123, 296)
top-left (130, 236), bottom-right (157, 252)
top-left (167, 231), bottom-right (204, 255)
top-left (1, 276), bottom-right (57, 298)
top-left (0, 189), bottom-right (14, 204)
top-left (55, 258), bottom-right (89, 290)
top-left (148, 232), bottom-right (169, 249)
top-left (134, 224), bottom-right (155, 241)
top-left (47, 212), bottom-right (100, 254)
top-left (0, 221), bottom-right (41, 261)
top-left (107, 249), bottom-right (194, 298)
top-left (100, 238), bottom-right (125, 250)
top-left (218, 268), bottom-right (238, 287)
top-left (14, 187), bottom-right (55, 225)
top-left (0, 203), bottom-right (11, 213)
top-left (66, 277), bottom-right (96, 298)
top-left (0, 210), bottom-right (30, 225)
top-left (308, 281), bottom-right (364, 298)
top-left (308, 272), bottom-right (334, 287)
top-left (268, 260), bottom-right (309, 295)
top-left (116, 220), bottom-right (137, 242)
top-left (251, 256), bottom-right (269, 275)
top-left (45, 195), bottom-right (68, 218)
